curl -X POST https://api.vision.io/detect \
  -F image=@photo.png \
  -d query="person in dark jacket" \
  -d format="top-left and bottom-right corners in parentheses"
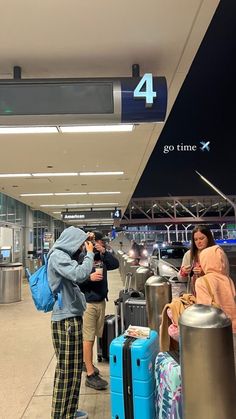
top-left (79, 231), bottom-right (119, 390)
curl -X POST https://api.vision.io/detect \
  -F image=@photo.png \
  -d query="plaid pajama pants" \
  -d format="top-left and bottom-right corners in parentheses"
top-left (51, 316), bottom-right (83, 419)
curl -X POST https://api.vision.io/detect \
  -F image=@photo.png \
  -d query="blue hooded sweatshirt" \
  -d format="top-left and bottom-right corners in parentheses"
top-left (47, 226), bottom-right (94, 321)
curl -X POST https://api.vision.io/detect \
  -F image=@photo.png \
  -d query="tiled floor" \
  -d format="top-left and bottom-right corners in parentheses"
top-left (0, 269), bottom-right (122, 419)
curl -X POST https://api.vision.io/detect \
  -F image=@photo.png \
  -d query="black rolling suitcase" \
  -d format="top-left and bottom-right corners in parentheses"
top-left (97, 300), bottom-right (123, 361)
top-left (124, 298), bottom-right (148, 328)
top-left (118, 273), bottom-right (144, 316)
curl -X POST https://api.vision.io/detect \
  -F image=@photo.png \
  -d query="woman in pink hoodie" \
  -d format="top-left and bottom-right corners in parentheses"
top-left (196, 245), bottom-right (236, 334)
top-left (196, 245), bottom-right (236, 371)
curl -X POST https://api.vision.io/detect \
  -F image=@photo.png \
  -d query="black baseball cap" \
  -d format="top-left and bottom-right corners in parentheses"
top-left (93, 230), bottom-right (109, 243)
top-left (93, 230), bottom-right (104, 241)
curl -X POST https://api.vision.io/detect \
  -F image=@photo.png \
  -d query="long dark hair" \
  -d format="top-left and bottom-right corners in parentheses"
top-left (190, 225), bottom-right (215, 261)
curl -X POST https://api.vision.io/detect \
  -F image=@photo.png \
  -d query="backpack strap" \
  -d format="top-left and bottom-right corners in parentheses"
top-left (45, 252), bottom-right (63, 310)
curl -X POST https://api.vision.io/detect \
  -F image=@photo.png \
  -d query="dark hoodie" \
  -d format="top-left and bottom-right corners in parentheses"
top-left (47, 226), bottom-right (94, 321)
top-left (79, 250), bottom-right (119, 302)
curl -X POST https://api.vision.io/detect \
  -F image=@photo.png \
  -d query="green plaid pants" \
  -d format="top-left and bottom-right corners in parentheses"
top-left (51, 316), bottom-right (83, 419)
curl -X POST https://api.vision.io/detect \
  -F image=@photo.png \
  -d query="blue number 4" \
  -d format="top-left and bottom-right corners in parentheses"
top-left (133, 73), bottom-right (157, 107)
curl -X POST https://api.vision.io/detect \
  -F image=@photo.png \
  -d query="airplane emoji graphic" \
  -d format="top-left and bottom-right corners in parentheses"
top-left (200, 140), bottom-right (210, 151)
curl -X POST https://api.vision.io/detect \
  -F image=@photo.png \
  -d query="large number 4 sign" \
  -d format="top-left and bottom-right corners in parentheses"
top-left (133, 73), bottom-right (157, 107)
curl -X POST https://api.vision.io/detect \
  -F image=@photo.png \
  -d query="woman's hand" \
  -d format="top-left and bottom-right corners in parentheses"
top-left (181, 265), bottom-right (192, 275)
top-left (193, 264), bottom-right (203, 275)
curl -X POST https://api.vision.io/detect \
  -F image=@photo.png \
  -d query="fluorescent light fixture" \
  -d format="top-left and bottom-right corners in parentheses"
top-left (88, 192), bottom-right (121, 195)
top-left (0, 173), bottom-right (31, 178)
top-left (0, 127), bottom-right (58, 134)
top-left (20, 193), bottom-right (54, 197)
top-left (32, 173), bottom-right (78, 177)
top-left (80, 171), bottom-right (124, 176)
top-left (52, 212), bottom-right (62, 214)
top-left (60, 124), bottom-right (134, 133)
top-left (54, 192), bottom-right (87, 196)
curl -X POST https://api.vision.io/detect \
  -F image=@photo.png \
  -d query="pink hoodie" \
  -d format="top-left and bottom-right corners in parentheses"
top-left (196, 245), bottom-right (236, 333)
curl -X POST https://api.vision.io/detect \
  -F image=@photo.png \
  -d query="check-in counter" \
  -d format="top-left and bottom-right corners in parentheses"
top-left (0, 263), bottom-right (23, 303)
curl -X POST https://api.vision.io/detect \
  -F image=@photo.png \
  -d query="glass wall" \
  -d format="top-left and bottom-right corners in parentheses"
top-left (33, 211), bottom-right (65, 256)
top-left (0, 193), bottom-right (26, 225)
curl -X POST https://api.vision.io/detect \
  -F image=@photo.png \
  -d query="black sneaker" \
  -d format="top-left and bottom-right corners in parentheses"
top-left (82, 362), bottom-right (100, 376)
top-left (85, 373), bottom-right (108, 390)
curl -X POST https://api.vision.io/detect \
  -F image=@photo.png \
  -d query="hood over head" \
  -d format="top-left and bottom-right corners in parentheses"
top-left (48, 226), bottom-right (88, 257)
top-left (199, 245), bottom-right (228, 275)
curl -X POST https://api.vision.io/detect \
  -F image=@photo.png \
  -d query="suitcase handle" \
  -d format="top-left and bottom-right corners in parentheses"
top-left (124, 272), bottom-right (133, 292)
top-left (114, 297), bottom-right (124, 335)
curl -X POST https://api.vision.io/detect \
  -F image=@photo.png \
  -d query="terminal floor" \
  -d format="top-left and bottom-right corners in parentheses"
top-left (0, 269), bottom-right (122, 419)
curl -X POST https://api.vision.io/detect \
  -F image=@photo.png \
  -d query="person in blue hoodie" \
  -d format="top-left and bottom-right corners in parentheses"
top-left (47, 226), bottom-right (97, 419)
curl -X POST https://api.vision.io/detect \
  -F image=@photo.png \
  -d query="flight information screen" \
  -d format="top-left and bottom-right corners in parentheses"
top-left (0, 82), bottom-right (114, 115)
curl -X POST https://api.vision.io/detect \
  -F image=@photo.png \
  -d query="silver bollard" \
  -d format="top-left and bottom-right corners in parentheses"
top-left (134, 266), bottom-right (153, 293)
top-left (145, 275), bottom-right (172, 333)
top-left (179, 304), bottom-right (236, 419)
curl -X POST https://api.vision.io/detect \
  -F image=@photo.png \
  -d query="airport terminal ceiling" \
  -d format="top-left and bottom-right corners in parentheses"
top-left (0, 0), bottom-right (220, 225)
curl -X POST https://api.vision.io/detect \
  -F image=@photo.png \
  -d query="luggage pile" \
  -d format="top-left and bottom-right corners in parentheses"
top-left (101, 266), bottom-right (184, 418)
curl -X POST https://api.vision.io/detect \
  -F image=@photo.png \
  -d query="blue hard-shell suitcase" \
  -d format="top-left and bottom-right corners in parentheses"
top-left (110, 330), bottom-right (158, 419)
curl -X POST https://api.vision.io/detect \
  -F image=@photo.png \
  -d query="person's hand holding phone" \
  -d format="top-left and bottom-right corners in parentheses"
top-left (85, 240), bottom-right (94, 253)
top-left (192, 262), bottom-right (202, 275)
top-left (182, 264), bottom-right (192, 275)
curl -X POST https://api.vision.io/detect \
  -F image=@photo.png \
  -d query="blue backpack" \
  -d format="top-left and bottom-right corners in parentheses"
top-left (27, 255), bottom-right (62, 313)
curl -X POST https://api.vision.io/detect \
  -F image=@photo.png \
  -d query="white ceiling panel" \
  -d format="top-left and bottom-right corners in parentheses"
top-left (0, 0), bottom-right (220, 222)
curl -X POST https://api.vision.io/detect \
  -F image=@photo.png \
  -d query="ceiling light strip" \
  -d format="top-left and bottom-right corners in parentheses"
top-left (0, 173), bottom-right (32, 178)
top-left (0, 125), bottom-right (133, 134)
top-left (0, 127), bottom-right (58, 134)
top-left (32, 173), bottom-right (78, 177)
top-left (88, 192), bottom-right (120, 195)
top-left (80, 171), bottom-right (124, 176)
top-left (20, 192), bottom-right (120, 196)
top-left (0, 171), bottom-right (124, 178)
top-left (20, 193), bottom-right (54, 197)
top-left (60, 124), bottom-right (134, 133)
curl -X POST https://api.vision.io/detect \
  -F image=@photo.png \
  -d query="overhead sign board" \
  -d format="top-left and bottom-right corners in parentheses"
top-left (0, 74), bottom-right (167, 125)
top-left (61, 211), bottom-right (115, 221)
